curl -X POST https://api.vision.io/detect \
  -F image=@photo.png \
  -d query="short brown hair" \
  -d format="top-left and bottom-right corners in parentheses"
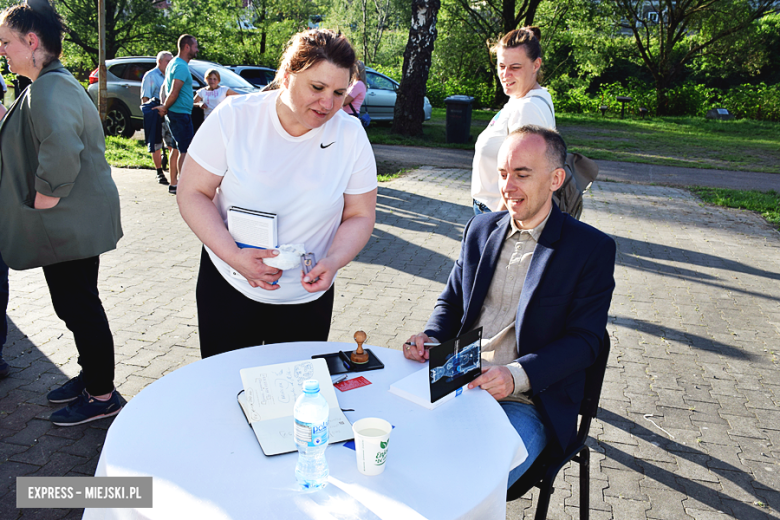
top-left (0, 1), bottom-right (64, 67)
top-left (204, 68), bottom-right (221, 82)
top-left (275, 29), bottom-right (356, 84)
top-left (509, 125), bottom-right (567, 171)
top-left (178, 34), bottom-right (196, 52)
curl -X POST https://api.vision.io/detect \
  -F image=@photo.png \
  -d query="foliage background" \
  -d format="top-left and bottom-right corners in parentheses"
top-left (1, 0), bottom-right (777, 119)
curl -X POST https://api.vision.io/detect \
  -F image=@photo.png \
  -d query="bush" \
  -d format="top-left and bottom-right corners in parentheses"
top-left (549, 78), bottom-right (780, 121)
top-left (425, 76), bottom-right (494, 108)
top-left (720, 83), bottom-right (780, 121)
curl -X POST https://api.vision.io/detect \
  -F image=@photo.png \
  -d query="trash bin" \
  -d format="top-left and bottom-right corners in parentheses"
top-left (444, 95), bottom-right (474, 144)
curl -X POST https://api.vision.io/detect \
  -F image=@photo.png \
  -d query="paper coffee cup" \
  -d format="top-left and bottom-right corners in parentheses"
top-left (352, 418), bottom-right (392, 476)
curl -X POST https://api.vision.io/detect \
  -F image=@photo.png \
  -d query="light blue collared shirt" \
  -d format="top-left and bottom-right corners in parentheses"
top-left (141, 67), bottom-right (165, 101)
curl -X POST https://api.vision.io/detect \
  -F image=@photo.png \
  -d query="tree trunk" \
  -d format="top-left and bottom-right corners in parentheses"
top-left (260, 0), bottom-right (267, 55)
top-left (655, 81), bottom-right (670, 116)
top-left (502, 0), bottom-right (515, 34)
top-left (391, 0), bottom-right (441, 137)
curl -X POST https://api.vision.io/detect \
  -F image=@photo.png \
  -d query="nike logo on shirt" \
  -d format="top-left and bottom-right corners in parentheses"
top-left (320, 142), bottom-right (335, 149)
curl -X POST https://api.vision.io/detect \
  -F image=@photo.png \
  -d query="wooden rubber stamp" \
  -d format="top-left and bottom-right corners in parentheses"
top-left (351, 330), bottom-right (369, 364)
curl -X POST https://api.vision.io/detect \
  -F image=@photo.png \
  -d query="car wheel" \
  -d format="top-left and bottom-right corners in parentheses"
top-left (104, 101), bottom-right (134, 138)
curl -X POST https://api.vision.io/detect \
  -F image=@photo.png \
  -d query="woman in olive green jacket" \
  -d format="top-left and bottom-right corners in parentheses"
top-left (0, 1), bottom-right (126, 426)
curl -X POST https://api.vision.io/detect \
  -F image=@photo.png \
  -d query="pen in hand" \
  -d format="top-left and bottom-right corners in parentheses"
top-left (404, 342), bottom-right (440, 348)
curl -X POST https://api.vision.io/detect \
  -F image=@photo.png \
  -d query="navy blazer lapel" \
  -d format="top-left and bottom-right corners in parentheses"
top-left (460, 213), bottom-right (511, 334)
top-left (515, 205), bottom-right (565, 348)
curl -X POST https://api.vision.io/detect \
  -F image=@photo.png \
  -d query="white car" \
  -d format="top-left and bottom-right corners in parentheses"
top-left (364, 68), bottom-right (433, 122)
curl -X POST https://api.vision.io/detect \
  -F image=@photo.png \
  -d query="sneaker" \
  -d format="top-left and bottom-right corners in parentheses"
top-left (168, 184), bottom-right (177, 194)
top-left (0, 357), bottom-right (9, 379)
top-left (157, 172), bottom-right (170, 185)
top-left (50, 389), bottom-right (126, 426)
top-left (47, 373), bottom-right (86, 403)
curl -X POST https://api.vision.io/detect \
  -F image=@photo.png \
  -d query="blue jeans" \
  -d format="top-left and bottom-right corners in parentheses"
top-left (473, 199), bottom-right (491, 216)
top-left (141, 101), bottom-right (163, 153)
top-left (501, 401), bottom-right (550, 488)
top-left (166, 111), bottom-right (194, 154)
top-left (0, 251), bottom-right (8, 351)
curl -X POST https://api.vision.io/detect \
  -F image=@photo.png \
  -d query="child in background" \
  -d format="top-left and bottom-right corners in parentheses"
top-left (194, 69), bottom-right (238, 118)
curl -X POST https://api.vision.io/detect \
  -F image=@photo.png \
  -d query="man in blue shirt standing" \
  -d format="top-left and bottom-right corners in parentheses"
top-left (141, 51), bottom-right (173, 186)
top-left (154, 34), bottom-right (198, 195)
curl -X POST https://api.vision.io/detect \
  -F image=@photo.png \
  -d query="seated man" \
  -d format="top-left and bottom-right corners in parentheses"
top-left (404, 125), bottom-right (616, 486)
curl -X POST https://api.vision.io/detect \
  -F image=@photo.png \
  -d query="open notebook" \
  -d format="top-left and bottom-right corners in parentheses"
top-left (237, 358), bottom-right (353, 456)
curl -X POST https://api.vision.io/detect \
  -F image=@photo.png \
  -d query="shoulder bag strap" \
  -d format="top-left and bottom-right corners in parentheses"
top-left (527, 94), bottom-right (554, 119)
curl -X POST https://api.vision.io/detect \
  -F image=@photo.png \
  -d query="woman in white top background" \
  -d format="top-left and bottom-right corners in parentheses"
top-left (193, 68), bottom-right (239, 119)
top-left (177, 29), bottom-right (377, 358)
top-left (471, 26), bottom-right (556, 215)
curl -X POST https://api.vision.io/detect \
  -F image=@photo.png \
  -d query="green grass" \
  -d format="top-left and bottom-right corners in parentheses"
top-left (104, 136), bottom-right (155, 169)
top-left (690, 187), bottom-right (780, 228)
top-left (366, 109), bottom-right (780, 174)
top-left (557, 113), bottom-right (780, 174)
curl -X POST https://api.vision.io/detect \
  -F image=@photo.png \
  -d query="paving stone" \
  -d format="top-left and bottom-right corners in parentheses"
top-left (643, 486), bottom-right (696, 519)
top-left (678, 478), bottom-right (729, 513)
top-left (720, 498), bottom-right (775, 520)
top-left (9, 435), bottom-right (75, 466)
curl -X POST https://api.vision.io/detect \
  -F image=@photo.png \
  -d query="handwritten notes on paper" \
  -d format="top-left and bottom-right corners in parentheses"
top-left (238, 359), bottom-right (354, 456)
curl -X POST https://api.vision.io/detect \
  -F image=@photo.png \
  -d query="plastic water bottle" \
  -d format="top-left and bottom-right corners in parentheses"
top-left (294, 379), bottom-right (329, 490)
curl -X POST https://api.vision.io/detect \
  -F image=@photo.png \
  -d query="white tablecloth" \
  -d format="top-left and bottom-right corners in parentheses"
top-left (84, 343), bottom-right (526, 520)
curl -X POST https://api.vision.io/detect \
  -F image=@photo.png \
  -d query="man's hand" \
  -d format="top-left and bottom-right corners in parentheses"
top-left (468, 366), bottom-right (515, 400)
top-left (230, 248), bottom-right (283, 290)
top-left (402, 333), bottom-right (432, 363)
top-left (152, 106), bottom-right (168, 116)
top-left (34, 192), bottom-right (60, 209)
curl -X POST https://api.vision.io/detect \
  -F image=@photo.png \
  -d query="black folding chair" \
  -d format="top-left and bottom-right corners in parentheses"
top-left (506, 332), bottom-right (611, 520)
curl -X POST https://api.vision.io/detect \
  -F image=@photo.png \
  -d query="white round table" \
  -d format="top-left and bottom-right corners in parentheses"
top-left (84, 343), bottom-right (526, 520)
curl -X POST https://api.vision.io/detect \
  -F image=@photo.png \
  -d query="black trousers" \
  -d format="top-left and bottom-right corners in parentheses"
top-left (42, 256), bottom-right (115, 395)
top-left (196, 248), bottom-right (334, 359)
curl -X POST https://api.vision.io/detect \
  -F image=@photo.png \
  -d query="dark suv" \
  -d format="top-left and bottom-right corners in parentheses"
top-left (88, 57), bottom-right (259, 137)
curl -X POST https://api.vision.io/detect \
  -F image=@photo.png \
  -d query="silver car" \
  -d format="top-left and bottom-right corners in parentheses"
top-left (87, 57), bottom-right (259, 137)
top-left (364, 68), bottom-right (433, 122)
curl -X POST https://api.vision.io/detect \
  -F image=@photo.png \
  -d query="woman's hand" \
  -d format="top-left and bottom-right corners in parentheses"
top-left (231, 248), bottom-right (283, 290)
top-left (300, 190), bottom-right (376, 293)
top-left (34, 192), bottom-right (60, 209)
top-left (300, 255), bottom-right (339, 293)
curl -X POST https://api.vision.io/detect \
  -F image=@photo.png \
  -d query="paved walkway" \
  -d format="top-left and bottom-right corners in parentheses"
top-left (1, 166), bottom-right (779, 519)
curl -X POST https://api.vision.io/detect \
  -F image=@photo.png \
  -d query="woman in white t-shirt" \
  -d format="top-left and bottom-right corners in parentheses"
top-left (193, 68), bottom-right (239, 118)
top-left (472, 27), bottom-right (556, 215)
top-left (178, 30), bottom-right (378, 358)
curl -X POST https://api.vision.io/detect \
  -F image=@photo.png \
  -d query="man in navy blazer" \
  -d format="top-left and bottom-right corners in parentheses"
top-left (405, 126), bottom-right (616, 486)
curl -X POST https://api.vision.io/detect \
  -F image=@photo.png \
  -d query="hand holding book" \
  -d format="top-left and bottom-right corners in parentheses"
top-left (467, 366), bottom-right (516, 401)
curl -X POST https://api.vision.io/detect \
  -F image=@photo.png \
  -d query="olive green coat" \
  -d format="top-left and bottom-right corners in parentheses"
top-left (0, 60), bottom-right (122, 270)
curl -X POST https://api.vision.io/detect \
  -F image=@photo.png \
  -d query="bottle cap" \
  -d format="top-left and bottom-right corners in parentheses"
top-left (302, 380), bottom-right (319, 393)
